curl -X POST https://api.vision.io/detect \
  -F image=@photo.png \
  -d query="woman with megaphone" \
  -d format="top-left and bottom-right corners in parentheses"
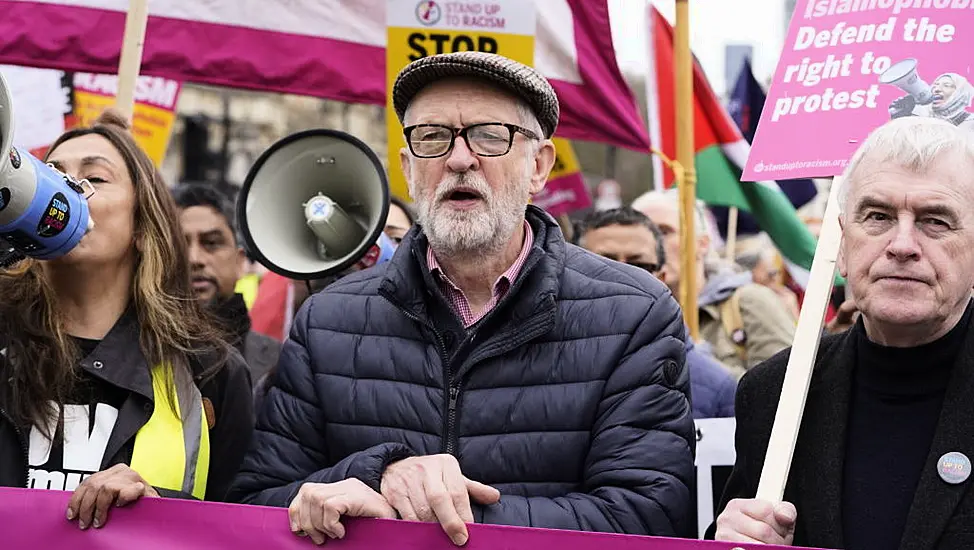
top-left (0, 109), bottom-right (253, 530)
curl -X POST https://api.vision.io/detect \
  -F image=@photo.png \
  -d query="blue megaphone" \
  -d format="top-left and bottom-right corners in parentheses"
top-left (0, 70), bottom-right (93, 267)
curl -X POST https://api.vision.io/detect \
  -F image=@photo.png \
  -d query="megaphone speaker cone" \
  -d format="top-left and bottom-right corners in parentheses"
top-left (879, 58), bottom-right (918, 84)
top-left (238, 128), bottom-right (391, 281)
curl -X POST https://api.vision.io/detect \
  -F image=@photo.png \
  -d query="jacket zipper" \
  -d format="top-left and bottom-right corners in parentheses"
top-left (0, 406), bottom-right (29, 488)
top-left (445, 386), bottom-right (460, 455)
top-left (382, 292), bottom-right (459, 456)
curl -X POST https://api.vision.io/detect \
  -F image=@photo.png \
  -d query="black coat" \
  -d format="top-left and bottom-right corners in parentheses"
top-left (229, 206), bottom-right (697, 537)
top-left (0, 309), bottom-right (255, 501)
top-left (710, 319), bottom-right (974, 549)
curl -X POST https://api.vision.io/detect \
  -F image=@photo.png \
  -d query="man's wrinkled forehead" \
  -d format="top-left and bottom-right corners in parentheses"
top-left (403, 77), bottom-right (524, 124)
top-left (846, 153), bottom-right (974, 209)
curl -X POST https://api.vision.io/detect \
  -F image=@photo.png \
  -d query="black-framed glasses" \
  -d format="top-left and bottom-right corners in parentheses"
top-left (403, 123), bottom-right (539, 158)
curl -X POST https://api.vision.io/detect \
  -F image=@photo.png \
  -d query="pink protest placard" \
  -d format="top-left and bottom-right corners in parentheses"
top-left (744, 0), bottom-right (974, 181)
top-left (533, 174), bottom-right (593, 217)
top-left (0, 487), bottom-right (814, 550)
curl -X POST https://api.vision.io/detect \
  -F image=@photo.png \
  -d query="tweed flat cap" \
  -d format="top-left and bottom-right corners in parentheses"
top-left (393, 51), bottom-right (560, 139)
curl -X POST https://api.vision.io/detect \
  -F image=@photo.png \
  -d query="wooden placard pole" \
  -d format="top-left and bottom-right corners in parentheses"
top-left (114, 0), bottom-right (150, 123)
top-left (725, 207), bottom-right (739, 260)
top-left (756, 176), bottom-right (843, 501)
top-left (674, 0), bottom-right (698, 340)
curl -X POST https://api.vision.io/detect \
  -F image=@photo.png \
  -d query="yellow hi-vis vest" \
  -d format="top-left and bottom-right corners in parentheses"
top-left (129, 364), bottom-right (210, 500)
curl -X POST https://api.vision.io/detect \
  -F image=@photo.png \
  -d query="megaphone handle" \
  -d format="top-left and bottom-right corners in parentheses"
top-left (0, 240), bottom-right (26, 269)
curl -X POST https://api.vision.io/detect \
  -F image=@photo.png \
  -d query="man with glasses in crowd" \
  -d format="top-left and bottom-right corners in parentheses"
top-left (230, 52), bottom-right (696, 547)
top-left (575, 206), bottom-right (736, 419)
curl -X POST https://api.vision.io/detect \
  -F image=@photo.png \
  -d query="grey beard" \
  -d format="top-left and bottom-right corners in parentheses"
top-left (418, 199), bottom-right (525, 260)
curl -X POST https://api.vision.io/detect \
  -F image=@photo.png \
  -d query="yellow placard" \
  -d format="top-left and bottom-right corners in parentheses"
top-left (386, 0), bottom-right (537, 201)
top-left (70, 73), bottom-right (182, 167)
top-left (548, 137), bottom-right (581, 180)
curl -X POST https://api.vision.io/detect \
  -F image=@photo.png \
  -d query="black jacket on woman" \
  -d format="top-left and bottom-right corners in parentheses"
top-left (0, 308), bottom-right (255, 501)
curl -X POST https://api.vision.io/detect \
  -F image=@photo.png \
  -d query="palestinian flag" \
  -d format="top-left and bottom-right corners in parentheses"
top-left (645, 5), bottom-right (826, 287)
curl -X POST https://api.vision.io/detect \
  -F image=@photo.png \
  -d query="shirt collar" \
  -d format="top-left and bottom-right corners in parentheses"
top-left (427, 219), bottom-right (534, 290)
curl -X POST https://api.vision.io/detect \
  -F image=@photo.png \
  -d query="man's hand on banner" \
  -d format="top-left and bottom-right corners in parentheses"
top-left (65, 464), bottom-right (160, 530)
top-left (288, 478), bottom-right (397, 545)
top-left (714, 498), bottom-right (797, 545)
top-left (380, 454), bottom-right (501, 546)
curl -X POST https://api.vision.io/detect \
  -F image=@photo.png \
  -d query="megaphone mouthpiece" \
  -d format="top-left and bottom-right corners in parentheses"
top-left (304, 193), bottom-right (366, 260)
top-left (0, 71), bottom-right (93, 265)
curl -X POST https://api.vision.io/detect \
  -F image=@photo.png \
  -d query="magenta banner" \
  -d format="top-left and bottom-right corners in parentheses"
top-left (0, 0), bottom-right (650, 153)
top-left (0, 487), bottom-right (816, 549)
top-left (533, 175), bottom-right (592, 217)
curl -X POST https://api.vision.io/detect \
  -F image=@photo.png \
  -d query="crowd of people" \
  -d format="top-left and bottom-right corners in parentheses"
top-left (1, 50), bottom-right (972, 550)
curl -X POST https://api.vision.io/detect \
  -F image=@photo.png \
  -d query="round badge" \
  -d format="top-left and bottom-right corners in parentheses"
top-left (731, 328), bottom-right (748, 345)
top-left (8, 147), bottom-right (21, 169)
top-left (938, 452), bottom-right (972, 485)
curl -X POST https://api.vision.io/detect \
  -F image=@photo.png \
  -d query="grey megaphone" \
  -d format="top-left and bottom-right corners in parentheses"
top-left (236, 129), bottom-right (392, 280)
top-left (879, 58), bottom-right (934, 105)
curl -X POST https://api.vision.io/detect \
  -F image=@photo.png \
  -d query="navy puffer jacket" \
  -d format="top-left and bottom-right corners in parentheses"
top-left (229, 206), bottom-right (696, 537)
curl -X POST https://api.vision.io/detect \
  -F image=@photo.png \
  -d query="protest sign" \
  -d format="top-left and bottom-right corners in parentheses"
top-left (692, 418), bottom-right (736, 539)
top-left (744, 0), bottom-right (974, 181)
top-left (0, 65), bottom-right (71, 157)
top-left (70, 72), bottom-right (182, 166)
top-left (531, 137), bottom-right (592, 216)
top-left (0, 486), bottom-right (813, 550)
top-left (385, 0), bottom-right (536, 200)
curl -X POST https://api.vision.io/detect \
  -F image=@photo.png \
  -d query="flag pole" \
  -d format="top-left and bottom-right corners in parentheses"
top-left (725, 206), bottom-right (739, 260)
top-left (674, 0), bottom-right (698, 339)
top-left (114, 0), bottom-right (150, 123)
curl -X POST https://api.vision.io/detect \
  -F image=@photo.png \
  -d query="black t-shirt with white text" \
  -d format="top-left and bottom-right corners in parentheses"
top-left (27, 337), bottom-right (130, 492)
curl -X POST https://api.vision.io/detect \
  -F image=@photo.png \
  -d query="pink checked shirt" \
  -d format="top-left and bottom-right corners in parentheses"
top-left (427, 220), bottom-right (534, 327)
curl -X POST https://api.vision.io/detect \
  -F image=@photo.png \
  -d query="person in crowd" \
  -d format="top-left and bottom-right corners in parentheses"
top-left (385, 195), bottom-right (415, 244)
top-left (712, 116), bottom-right (974, 549)
top-left (733, 234), bottom-right (800, 321)
top-left (890, 72), bottom-right (974, 130)
top-left (575, 206), bottom-right (736, 418)
top-left (789, 215), bottom-right (858, 329)
top-left (230, 51), bottom-right (695, 546)
top-left (0, 110), bottom-right (254, 531)
top-left (171, 182), bottom-right (282, 385)
top-left (633, 190), bottom-right (796, 378)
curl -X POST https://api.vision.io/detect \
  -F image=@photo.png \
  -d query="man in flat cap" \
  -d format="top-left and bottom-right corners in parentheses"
top-left (229, 51), bottom-right (695, 546)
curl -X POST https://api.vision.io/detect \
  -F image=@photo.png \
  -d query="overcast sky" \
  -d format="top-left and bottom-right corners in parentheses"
top-left (608, 0), bottom-right (790, 95)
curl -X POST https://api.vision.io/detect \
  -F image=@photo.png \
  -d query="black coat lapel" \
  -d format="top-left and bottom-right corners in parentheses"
top-left (792, 329), bottom-right (856, 549)
top-left (898, 325), bottom-right (974, 550)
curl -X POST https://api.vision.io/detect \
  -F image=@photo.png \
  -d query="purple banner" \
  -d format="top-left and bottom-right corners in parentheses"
top-left (0, 487), bottom-right (805, 549)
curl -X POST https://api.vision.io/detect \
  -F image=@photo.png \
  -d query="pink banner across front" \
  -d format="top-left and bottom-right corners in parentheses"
top-left (0, 0), bottom-right (649, 152)
top-left (0, 487), bottom-right (815, 550)
top-left (744, 0), bottom-right (974, 181)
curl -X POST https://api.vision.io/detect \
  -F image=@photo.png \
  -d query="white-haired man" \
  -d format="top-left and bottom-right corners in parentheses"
top-left (711, 116), bottom-right (974, 550)
top-left (230, 52), bottom-right (695, 546)
top-left (632, 190), bottom-right (796, 378)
